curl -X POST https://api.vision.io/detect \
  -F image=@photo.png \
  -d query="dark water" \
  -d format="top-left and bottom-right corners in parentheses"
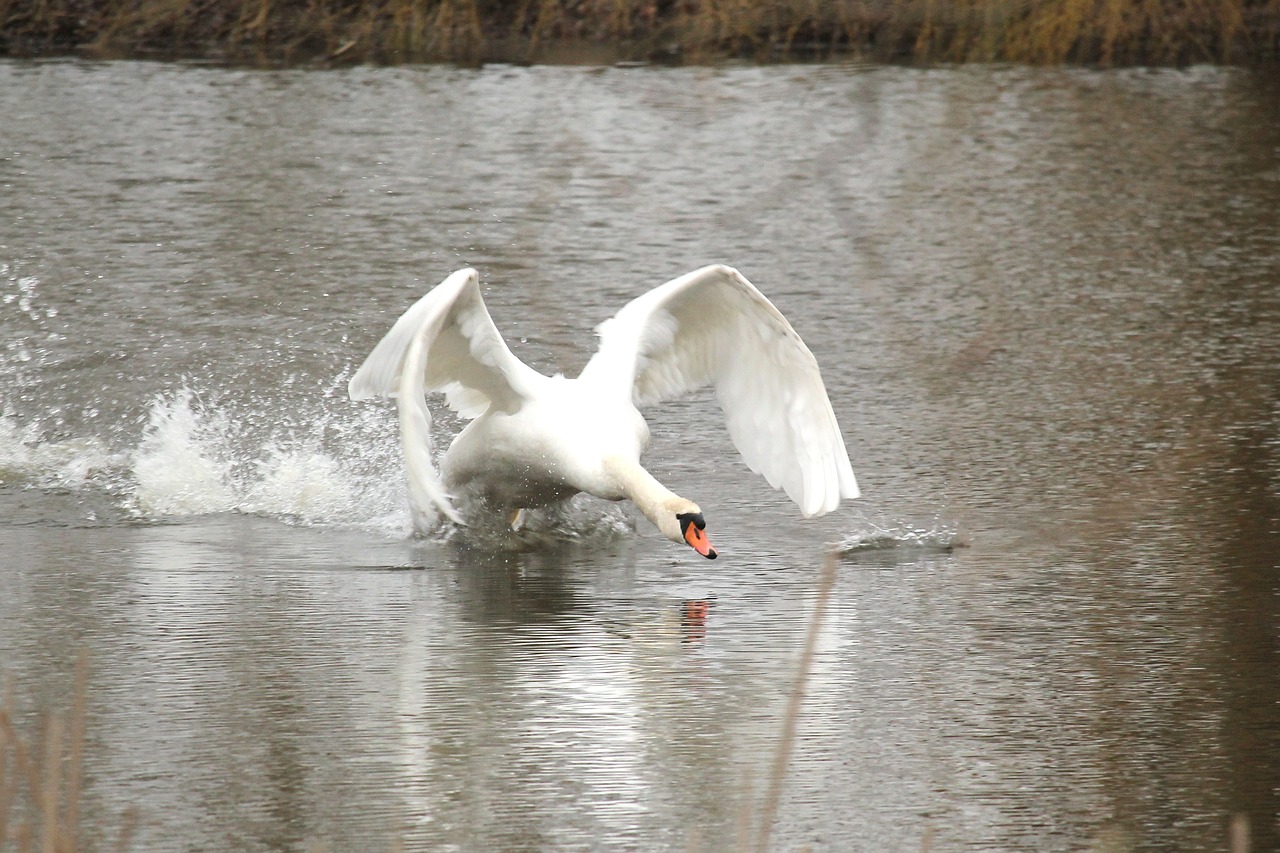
top-left (1, 60), bottom-right (1278, 851)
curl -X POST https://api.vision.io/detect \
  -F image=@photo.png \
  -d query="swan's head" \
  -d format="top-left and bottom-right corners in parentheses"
top-left (675, 510), bottom-right (717, 560)
top-left (624, 472), bottom-right (718, 558)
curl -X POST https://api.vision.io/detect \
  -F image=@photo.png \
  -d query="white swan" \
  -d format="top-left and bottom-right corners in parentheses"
top-left (348, 264), bottom-right (858, 558)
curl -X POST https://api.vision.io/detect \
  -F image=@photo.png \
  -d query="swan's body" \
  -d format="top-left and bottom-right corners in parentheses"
top-left (349, 265), bottom-right (858, 557)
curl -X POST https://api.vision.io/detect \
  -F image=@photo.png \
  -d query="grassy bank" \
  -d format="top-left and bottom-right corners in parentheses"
top-left (0, 0), bottom-right (1277, 65)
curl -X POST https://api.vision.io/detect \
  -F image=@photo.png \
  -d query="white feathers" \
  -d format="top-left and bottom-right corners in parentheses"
top-left (348, 268), bottom-right (541, 526)
top-left (397, 323), bottom-right (464, 525)
top-left (349, 264), bottom-right (858, 537)
top-left (583, 264), bottom-right (859, 517)
top-left (348, 268), bottom-right (540, 413)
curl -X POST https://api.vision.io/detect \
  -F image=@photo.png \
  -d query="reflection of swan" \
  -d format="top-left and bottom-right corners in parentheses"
top-left (349, 265), bottom-right (858, 557)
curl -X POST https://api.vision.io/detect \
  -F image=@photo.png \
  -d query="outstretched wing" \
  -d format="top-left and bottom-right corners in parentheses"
top-left (348, 268), bottom-right (543, 525)
top-left (582, 264), bottom-right (858, 517)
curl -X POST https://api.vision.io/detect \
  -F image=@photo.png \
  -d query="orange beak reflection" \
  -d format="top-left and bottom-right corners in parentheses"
top-left (684, 523), bottom-right (718, 559)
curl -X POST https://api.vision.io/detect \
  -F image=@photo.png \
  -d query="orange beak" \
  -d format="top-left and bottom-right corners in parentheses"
top-left (684, 523), bottom-right (718, 559)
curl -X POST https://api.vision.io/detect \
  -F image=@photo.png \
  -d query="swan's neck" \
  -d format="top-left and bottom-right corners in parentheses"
top-left (603, 456), bottom-right (696, 544)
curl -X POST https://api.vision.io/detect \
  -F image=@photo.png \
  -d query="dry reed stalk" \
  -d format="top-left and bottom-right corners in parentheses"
top-left (40, 715), bottom-right (62, 853)
top-left (1231, 813), bottom-right (1251, 853)
top-left (0, 684), bottom-right (13, 848)
top-left (0, 684), bottom-right (41, 851)
top-left (112, 807), bottom-right (138, 853)
top-left (61, 654), bottom-right (88, 853)
top-left (0, 653), bottom-right (92, 853)
top-left (738, 551), bottom-right (839, 853)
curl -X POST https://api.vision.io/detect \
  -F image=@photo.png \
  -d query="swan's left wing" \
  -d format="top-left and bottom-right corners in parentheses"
top-left (583, 264), bottom-right (858, 517)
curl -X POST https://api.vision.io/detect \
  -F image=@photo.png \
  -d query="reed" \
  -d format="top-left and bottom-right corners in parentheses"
top-left (736, 551), bottom-right (838, 852)
top-left (0, 653), bottom-right (137, 853)
top-left (1, 652), bottom-right (83, 853)
top-left (0, 0), bottom-right (1275, 64)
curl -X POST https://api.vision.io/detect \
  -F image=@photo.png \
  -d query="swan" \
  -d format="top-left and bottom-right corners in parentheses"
top-left (348, 264), bottom-right (858, 558)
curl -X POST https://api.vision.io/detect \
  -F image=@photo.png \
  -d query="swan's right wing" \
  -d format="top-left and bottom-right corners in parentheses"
top-left (348, 268), bottom-right (542, 526)
top-left (349, 268), bottom-right (538, 415)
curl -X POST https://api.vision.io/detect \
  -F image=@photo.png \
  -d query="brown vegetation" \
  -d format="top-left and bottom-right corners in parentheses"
top-left (0, 0), bottom-right (1276, 64)
top-left (0, 653), bottom-right (139, 853)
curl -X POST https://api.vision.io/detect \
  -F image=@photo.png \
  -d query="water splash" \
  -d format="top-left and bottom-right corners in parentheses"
top-left (441, 491), bottom-right (636, 553)
top-left (0, 414), bottom-right (122, 489)
top-left (834, 518), bottom-right (963, 555)
top-left (127, 387), bottom-right (414, 534)
top-left (131, 388), bottom-right (237, 517)
top-left (241, 448), bottom-right (357, 521)
top-left (0, 384), bottom-right (416, 535)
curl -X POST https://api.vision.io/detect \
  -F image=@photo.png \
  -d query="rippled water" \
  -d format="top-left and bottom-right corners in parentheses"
top-left (1, 60), bottom-right (1278, 851)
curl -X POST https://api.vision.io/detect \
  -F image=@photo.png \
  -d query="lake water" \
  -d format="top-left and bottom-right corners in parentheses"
top-left (1, 59), bottom-right (1278, 852)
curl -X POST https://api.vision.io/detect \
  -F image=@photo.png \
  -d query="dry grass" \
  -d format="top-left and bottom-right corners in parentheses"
top-left (0, 0), bottom-right (1275, 64)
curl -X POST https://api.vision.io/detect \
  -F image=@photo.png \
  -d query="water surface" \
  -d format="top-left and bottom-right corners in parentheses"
top-left (1, 60), bottom-right (1278, 851)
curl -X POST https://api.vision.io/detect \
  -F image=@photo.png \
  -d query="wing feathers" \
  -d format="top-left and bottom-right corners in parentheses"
top-left (352, 264), bottom-right (857, 527)
top-left (348, 268), bottom-right (541, 527)
top-left (348, 268), bottom-right (538, 412)
top-left (398, 326), bottom-right (464, 526)
top-left (587, 264), bottom-right (858, 517)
